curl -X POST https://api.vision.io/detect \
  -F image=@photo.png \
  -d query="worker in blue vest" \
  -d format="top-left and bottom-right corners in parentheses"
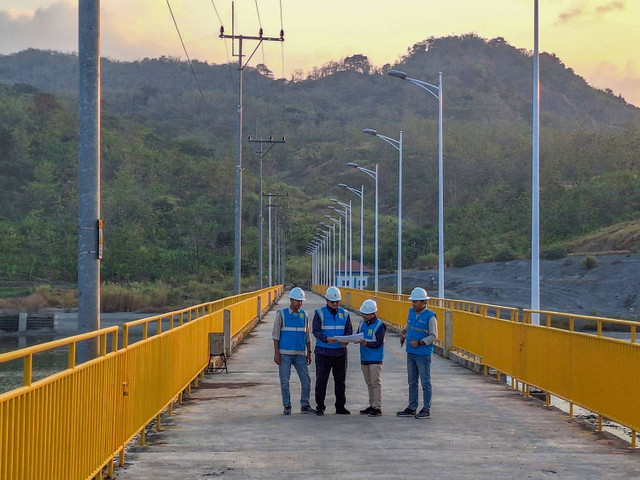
top-left (356, 299), bottom-right (386, 417)
top-left (272, 287), bottom-right (316, 415)
top-left (397, 287), bottom-right (438, 420)
top-left (312, 286), bottom-right (353, 416)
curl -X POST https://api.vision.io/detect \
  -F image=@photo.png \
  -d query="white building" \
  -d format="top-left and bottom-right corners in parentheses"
top-left (335, 260), bottom-right (373, 289)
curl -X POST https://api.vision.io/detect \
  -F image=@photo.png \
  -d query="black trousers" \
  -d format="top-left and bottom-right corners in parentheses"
top-left (315, 353), bottom-right (347, 411)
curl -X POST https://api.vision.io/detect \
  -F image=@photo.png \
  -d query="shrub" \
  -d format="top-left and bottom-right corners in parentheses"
top-left (494, 248), bottom-right (516, 262)
top-left (101, 283), bottom-right (149, 312)
top-left (417, 253), bottom-right (438, 269)
top-left (583, 256), bottom-right (598, 269)
top-left (541, 245), bottom-right (567, 260)
top-left (451, 249), bottom-right (476, 268)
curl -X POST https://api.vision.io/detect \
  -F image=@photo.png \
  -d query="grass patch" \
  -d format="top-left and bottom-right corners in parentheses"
top-left (0, 287), bottom-right (31, 298)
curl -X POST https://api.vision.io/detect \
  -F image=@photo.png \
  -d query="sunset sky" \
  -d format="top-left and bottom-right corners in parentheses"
top-left (1, 0), bottom-right (639, 106)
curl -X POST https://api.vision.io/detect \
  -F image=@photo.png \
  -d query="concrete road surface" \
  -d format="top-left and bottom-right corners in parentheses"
top-left (114, 290), bottom-right (639, 480)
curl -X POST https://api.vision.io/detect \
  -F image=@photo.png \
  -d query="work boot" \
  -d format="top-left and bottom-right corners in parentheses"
top-left (414, 408), bottom-right (431, 419)
top-left (396, 407), bottom-right (416, 417)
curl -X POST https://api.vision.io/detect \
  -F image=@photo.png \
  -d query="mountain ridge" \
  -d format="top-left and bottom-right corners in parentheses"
top-left (0, 34), bottom-right (639, 288)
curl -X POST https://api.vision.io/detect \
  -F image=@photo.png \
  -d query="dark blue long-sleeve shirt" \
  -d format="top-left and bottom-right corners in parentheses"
top-left (312, 306), bottom-right (352, 356)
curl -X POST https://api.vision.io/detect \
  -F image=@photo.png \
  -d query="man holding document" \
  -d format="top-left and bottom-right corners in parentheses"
top-left (356, 299), bottom-right (386, 417)
top-left (312, 286), bottom-right (353, 416)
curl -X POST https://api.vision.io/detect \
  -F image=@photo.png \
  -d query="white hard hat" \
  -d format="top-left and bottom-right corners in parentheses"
top-left (324, 286), bottom-right (342, 302)
top-left (289, 287), bottom-right (306, 301)
top-left (409, 287), bottom-right (430, 301)
top-left (359, 299), bottom-right (377, 315)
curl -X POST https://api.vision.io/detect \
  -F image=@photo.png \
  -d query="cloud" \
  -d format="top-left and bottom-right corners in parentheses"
top-left (556, 8), bottom-right (583, 23)
top-left (585, 58), bottom-right (640, 107)
top-left (0, 2), bottom-right (77, 54)
top-left (596, 1), bottom-right (625, 14)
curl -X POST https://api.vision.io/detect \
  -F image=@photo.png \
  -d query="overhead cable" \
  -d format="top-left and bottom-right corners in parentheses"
top-left (165, 0), bottom-right (216, 125)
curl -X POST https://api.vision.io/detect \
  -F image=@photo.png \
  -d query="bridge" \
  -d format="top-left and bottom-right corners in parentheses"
top-left (1, 287), bottom-right (639, 479)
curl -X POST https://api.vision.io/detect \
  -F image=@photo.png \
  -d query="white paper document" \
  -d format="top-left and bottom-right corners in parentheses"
top-left (331, 332), bottom-right (364, 343)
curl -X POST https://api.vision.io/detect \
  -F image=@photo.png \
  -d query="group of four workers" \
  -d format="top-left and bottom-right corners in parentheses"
top-left (271, 285), bottom-right (438, 419)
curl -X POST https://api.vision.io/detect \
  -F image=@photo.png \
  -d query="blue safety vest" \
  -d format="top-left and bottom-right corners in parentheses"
top-left (358, 318), bottom-right (384, 362)
top-left (278, 308), bottom-right (307, 352)
top-left (315, 306), bottom-right (347, 350)
top-left (405, 307), bottom-right (435, 355)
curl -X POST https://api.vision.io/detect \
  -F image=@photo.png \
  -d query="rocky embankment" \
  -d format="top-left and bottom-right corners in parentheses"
top-left (380, 253), bottom-right (640, 321)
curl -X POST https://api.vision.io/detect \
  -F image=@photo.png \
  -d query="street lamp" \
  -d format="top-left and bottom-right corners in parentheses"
top-left (338, 184), bottom-right (364, 289)
top-left (347, 162), bottom-right (379, 292)
top-left (325, 215), bottom-right (341, 286)
top-left (315, 230), bottom-right (330, 286)
top-left (306, 243), bottom-right (318, 286)
top-left (320, 222), bottom-right (336, 285)
top-left (329, 200), bottom-right (352, 287)
top-left (388, 69), bottom-right (444, 300)
top-left (364, 128), bottom-right (403, 294)
top-left (531, 0), bottom-right (541, 324)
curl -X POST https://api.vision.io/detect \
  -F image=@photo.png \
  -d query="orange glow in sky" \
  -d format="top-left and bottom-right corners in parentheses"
top-left (1, 0), bottom-right (639, 106)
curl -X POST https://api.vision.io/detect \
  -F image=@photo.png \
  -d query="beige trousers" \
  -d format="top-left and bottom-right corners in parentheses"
top-left (361, 363), bottom-right (383, 408)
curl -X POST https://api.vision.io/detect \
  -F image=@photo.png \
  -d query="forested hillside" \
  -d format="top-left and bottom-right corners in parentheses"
top-left (1, 34), bottom-right (639, 295)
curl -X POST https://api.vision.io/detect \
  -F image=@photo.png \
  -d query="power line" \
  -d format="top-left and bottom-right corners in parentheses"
top-left (210, 0), bottom-right (231, 64)
top-left (165, 0), bottom-right (216, 125)
top-left (254, 0), bottom-right (263, 28)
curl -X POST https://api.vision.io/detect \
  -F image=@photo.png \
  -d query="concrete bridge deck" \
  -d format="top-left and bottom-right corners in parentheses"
top-left (114, 291), bottom-right (639, 480)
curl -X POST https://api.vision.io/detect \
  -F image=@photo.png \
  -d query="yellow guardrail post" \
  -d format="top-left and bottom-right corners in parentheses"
top-left (224, 309), bottom-right (231, 358)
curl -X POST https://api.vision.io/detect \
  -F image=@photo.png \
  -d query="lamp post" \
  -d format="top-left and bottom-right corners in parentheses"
top-left (531, 0), bottom-right (541, 324)
top-left (315, 231), bottom-right (329, 286)
top-left (325, 215), bottom-right (341, 286)
top-left (339, 184), bottom-right (364, 289)
top-left (346, 162), bottom-right (379, 292)
top-left (388, 69), bottom-right (444, 300)
top-left (320, 223), bottom-right (336, 285)
top-left (363, 128), bottom-right (403, 294)
top-left (314, 235), bottom-right (326, 286)
top-left (264, 192), bottom-right (288, 286)
top-left (329, 200), bottom-right (351, 288)
top-left (307, 243), bottom-right (318, 286)
top-left (311, 239), bottom-right (322, 286)
top-left (329, 203), bottom-right (349, 286)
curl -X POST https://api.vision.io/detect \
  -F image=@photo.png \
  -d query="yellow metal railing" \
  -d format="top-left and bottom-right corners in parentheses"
top-left (313, 284), bottom-right (639, 447)
top-left (0, 285), bottom-right (283, 480)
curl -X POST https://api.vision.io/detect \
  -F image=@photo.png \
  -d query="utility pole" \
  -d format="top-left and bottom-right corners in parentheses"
top-left (78, 0), bottom-right (101, 362)
top-left (248, 136), bottom-right (285, 289)
top-left (219, 5), bottom-right (284, 295)
top-left (263, 193), bottom-right (288, 286)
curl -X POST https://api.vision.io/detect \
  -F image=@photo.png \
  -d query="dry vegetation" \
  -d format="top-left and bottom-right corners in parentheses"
top-left (566, 220), bottom-right (640, 255)
top-left (0, 280), bottom-right (234, 314)
top-left (0, 285), bottom-right (76, 313)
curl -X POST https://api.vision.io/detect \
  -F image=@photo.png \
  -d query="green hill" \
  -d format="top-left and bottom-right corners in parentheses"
top-left (0, 34), bottom-right (639, 294)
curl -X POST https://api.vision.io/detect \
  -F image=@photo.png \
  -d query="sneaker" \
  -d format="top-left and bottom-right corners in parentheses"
top-left (359, 406), bottom-right (374, 415)
top-left (316, 409), bottom-right (325, 416)
top-left (283, 405), bottom-right (291, 415)
top-left (335, 408), bottom-right (351, 415)
top-left (414, 408), bottom-right (431, 419)
top-left (368, 408), bottom-right (382, 417)
top-left (396, 407), bottom-right (416, 417)
top-left (300, 405), bottom-right (316, 414)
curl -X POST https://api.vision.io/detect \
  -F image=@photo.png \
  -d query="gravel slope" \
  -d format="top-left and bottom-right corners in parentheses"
top-left (380, 253), bottom-right (640, 321)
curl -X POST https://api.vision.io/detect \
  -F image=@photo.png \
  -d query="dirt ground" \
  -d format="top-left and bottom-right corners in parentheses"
top-left (380, 252), bottom-right (640, 321)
